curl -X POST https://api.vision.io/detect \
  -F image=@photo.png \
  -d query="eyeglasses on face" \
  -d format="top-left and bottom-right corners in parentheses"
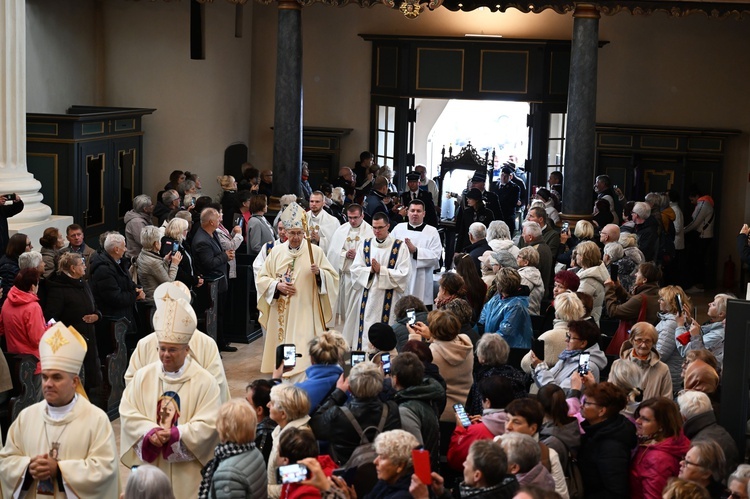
top-left (564, 334), bottom-right (582, 342)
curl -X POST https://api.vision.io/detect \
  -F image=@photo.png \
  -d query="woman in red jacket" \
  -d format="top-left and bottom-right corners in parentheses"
top-left (630, 397), bottom-right (691, 499)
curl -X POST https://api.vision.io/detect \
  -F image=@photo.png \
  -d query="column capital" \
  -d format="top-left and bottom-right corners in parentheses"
top-left (277, 0), bottom-right (302, 10)
top-left (572, 3), bottom-right (600, 19)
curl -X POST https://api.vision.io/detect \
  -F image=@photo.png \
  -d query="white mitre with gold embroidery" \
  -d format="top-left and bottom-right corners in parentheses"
top-left (154, 281), bottom-right (191, 305)
top-left (280, 202), bottom-right (306, 230)
top-left (154, 292), bottom-right (197, 344)
top-left (39, 322), bottom-right (87, 374)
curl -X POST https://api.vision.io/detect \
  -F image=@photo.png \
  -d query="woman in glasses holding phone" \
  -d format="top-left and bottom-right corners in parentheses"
top-left (613, 322), bottom-right (673, 400)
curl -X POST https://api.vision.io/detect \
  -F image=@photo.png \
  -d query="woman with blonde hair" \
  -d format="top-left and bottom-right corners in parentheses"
top-left (656, 285), bottom-right (692, 388)
top-left (293, 330), bottom-right (347, 414)
top-left (217, 174), bottom-right (239, 229)
top-left (575, 240), bottom-right (609, 324)
top-left (607, 359), bottom-right (643, 420)
top-left (614, 322), bottom-right (673, 400)
top-left (200, 398), bottom-right (266, 499)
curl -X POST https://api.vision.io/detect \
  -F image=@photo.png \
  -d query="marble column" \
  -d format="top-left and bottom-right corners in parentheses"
top-left (271, 0), bottom-right (302, 198)
top-left (562, 3), bottom-right (600, 219)
top-left (0, 0), bottom-right (51, 224)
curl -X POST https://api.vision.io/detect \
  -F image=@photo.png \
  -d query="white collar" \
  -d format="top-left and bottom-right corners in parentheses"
top-left (47, 394), bottom-right (78, 420)
top-left (163, 355), bottom-right (190, 378)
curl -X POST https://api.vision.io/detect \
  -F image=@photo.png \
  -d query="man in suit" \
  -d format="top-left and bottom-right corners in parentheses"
top-left (400, 172), bottom-right (438, 227)
top-left (493, 165), bottom-right (521, 234)
top-left (192, 207), bottom-right (236, 352)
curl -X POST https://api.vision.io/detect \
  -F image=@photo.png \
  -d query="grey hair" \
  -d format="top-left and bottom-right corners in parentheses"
top-left (488, 250), bottom-right (518, 270)
top-left (374, 430), bottom-right (419, 467)
top-left (497, 432), bottom-right (540, 473)
top-left (165, 218), bottom-right (189, 241)
top-left (729, 464), bottom-right (750, 488)
top-left (476, 333), bottom-right (510, 366)
top-left (487, 220), bottom-right (511, 241)
top-left (712, 293), bottom-right (733, 316)
top-left (133, 194), bottom-right (153, 213)
top-left (19, 251), bottom-right (43, 270)
top-left (140, 226), bottom-right (163, 251)
top-left (161, 190), bottom-right (179, 205)
top-left (279, 194), bottom-right (297, 209)
top-left (609, 360), bottom-right (643, 406)
top-left (620, 233), bottom-right (638, 249)
top-left (178, 179), bottom-right (196, 193)
top-left (691, 439), bottom-right (726, 483)
top-left (603, 242), bottom-right (624, 261)
top-left (677, 390), bottom-right (713, 420)
top-left (522, 221), bottom-right (542, 239)
top-left (123, 464), bottom-right (175, 499)
top-left (200, 207), bottom-right (219, 225)
top-left (348, 361), bottom-right (384, 399)
top-left (174, 210), bottom-right (192, 224)
top-left (331, 187), bottom-right (345, 205)
top-left (469, 222), bottom-right (486, 240)
top-left (104, 233), bottom-right (126, 253)
top-left (632, 201), bottom-right (651, 220)
top-left (644, 192), bottom-right (661, 208)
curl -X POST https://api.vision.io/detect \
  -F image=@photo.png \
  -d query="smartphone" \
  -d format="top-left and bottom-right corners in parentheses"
top-left (234, 216), bottom-right (243, 229)
top-left (578, 352), bottom-right (591, 376)
top-left (453, 403), bottom-right (471, 428)
top-left (351, 351), bottom-right (366, 367)
top-left (406, 308), bottom-right (416, 326)
top-left (561, 221), bottom-right (569, 234)
top-left (381, 353), bottom-right (391, 375)
top-left (278, 463), bottom-right (308, 484)
top-left (532, 338), bottom-right (545, 362)
top-left (676, 293), bottom-right (684, 316)
top-left (412, 449), bottom-right (432, 485)
top-left (332, 467), bottom-right (357, 486)
top-left (609, 263), bottom-right (619, 281)
top-left (3, 193), bottom-right (16, 201)
top-left (171, 241), bottom-right (180, 254)
top-left (276, 344), bottom-right (297, 369)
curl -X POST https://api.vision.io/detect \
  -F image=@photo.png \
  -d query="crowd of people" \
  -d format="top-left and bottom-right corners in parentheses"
top-left (0, 158), bottom-right (744, 499)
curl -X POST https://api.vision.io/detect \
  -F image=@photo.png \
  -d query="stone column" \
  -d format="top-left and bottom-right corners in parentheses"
top-left (562, 3), bottom-right (600, 219)
top-left (0, 0), bottom-right (51, 224)
top-left (271, 0), bottom-right (302, 198)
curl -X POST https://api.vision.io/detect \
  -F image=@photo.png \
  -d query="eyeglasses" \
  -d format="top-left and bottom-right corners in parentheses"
top-left (632, 338), bottom-right (654, 346)
top-left (582, 401), bottom-right (600, 407)
top-left (680, 457), bottom-right (705, 469)
top-left (372, 225), bottom-right (388, 230)
top-left (26, 242), bottom-right (32, 248)
top-left (565, 335), bottom-right (582, 342)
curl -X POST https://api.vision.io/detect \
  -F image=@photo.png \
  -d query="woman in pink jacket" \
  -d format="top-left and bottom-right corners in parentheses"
top-left (630, 397), bottom-right (691, 499)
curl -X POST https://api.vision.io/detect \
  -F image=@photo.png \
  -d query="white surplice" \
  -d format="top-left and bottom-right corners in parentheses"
top-left (306, 209), bottom-right (340, 254)
top-left (344, 235), bottom-right (411, 351)
top-left (326, 221), bottom-right (374, 326)
top-left (390, 222), bottom-right (442, 306)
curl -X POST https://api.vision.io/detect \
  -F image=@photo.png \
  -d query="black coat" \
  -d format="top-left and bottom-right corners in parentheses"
top-left (220, 191), bottom-right (240, 231)
top-left (0, 199), bottom-right (23, 256)
top-left (160, 236), bottom-right (201, 289)
top-left (310, 389), bottom-right (402, 465)
top-left (400, 190), bottom-right (438, 227)
top-left (89, 250), bottom-right (138, 325)
top-left (364, 190), bottom-right (390, 225)
top-left (456, 205), bottom-right (495, 253)
top-left (464, 238), bottom-right (492, 276)
top-left (578, 414), bottom-right (637, 499)
top-left (683, 411), bottom-right (740, 475)
top-left (493, 181), bottom-right (520, 230)
top-left (0, 254), bottom-right (19, 307)
top-left (192, 228), bottom-right (229, 293)
top-left (43, 271), bottom-right (101, 340)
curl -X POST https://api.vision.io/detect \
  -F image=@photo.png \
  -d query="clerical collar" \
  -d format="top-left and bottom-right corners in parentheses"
top-left (47, 394), bottom-right (78, 420)
top-left (407, 223), bottom-right (426, 231)
top-left (163, 356), bottom-right (190, 378)
top-left (376, 237), bottom-right (387, 244)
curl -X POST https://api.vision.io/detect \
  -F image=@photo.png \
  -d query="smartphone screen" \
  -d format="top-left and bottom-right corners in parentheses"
top-left (172, 241), bottom-right (180, 254)
top-left (676, 293), bottom-right (684, 316)
top-left (381, 353), bottom-right (391, 374)
top-left (406, 308), bottom-right (416, 325)
top-left (412, 449), bottom-right (432, 485)
top-left (453, 404), bottom-right (471, 428)
top-left (283, 345), bottom-right (296, 367)
top-left (351, 351), bottom-right (366, 367)
top-left (609, 263), bottom-right (619, 281)
top-left (578, 352), bottom-right (591, 376)
top-left (562, 222), bottom-right (569, 233)
top-left (279, 464), bottom-right (308, 484)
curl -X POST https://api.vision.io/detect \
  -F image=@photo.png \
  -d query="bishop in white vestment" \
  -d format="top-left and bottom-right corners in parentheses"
top-left (0, 323), bottom-right (120, 498)
top-left (344, 212), bottom-right (411, 351)
top-left (390, 199), bottom-right (442, 306)
top-left (326, 204), bottom-right (373, 327)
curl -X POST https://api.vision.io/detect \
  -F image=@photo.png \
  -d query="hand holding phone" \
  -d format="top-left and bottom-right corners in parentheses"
top-left (406, 308), bottom-right (416, 325)
top-left (381, 353), bottom-right (391, 375)
top-left (278, 463), bottom-right (308, 484)
top-left (578, 352), bottom-right (591, 376)
top-left (453, 404), bottom-right (471, 428)
top-left (676, 293), bottom-right (684, 316)
top-left (562, 222), bottom-right (569, 234)
top-left (276, 344), bottom-right (297, 371)
top-left (609, 263), bottom-right (619, 282)
top-left (531, 339), bottom-right (545, 362)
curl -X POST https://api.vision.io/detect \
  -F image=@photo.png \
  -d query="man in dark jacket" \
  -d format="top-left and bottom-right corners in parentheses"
top-left (192, 207), bottom-right (235, 352)
top-left (463, 222), bottom-right (493, 275)
top-left (678, 390), bottom-right (740, 475)
top-left (391, 352), bottom-right (445, 471)
top-left (632, 201), bottom-right (660, 262)
top-left (363, 176), bottom-right (394, 225)
top-left (0, 194), bottom-right (23, 256)
top-left (493, 166), bottom-right (520, 233)
top-left (401, 172), bottom-right (438, 227)
top-left (89, 233), bottom-right (144, 340)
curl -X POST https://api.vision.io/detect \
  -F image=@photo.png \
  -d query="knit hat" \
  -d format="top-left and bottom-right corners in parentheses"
top-left (154, 294), bottom-right (197, 345)
top-left (39, 322), bottom-right (87, 375)
top-left (489, 250), bottom-right (518, 269)
top-left (554, 270), bottom-right (581, 292)
top-left (368, 323), bottom-right (397, 352)
top-left (280, 202), bottom-right (306, 231)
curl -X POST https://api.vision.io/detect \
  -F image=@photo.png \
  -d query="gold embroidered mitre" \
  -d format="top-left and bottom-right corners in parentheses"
top-left (39, 322), bottom-right (87, 374)
top-left (154, 294), bottom-right (197, 345)
top-left (280, 202), bottom-right (305, 230)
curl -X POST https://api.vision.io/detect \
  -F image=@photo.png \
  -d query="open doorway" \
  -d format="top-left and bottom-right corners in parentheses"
top-left (415, 99), bottom-right (530, 191)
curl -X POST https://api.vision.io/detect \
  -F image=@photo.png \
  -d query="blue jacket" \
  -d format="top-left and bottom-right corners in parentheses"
top-left (479, 293), bottom-right (533, 349)
top-left (296, 363), bottom-right (343, 414)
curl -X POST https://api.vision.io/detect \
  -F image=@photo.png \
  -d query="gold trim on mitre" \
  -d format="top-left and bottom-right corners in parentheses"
top-left (280, 202), bottom-right (305, 231)
top-left (154, 281), bottom-right (191, 305)
top-left (154, 295), bottom-right (197, 345)
top-left (39, 323), bottom-right (87, 375)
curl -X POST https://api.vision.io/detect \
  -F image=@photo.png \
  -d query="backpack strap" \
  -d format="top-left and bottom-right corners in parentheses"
top-left (340, 404), bottom-right (389, 444)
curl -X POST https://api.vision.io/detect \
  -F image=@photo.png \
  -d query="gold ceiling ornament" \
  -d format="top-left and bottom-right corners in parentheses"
top-left (382, 0), bottom-right (443, 18)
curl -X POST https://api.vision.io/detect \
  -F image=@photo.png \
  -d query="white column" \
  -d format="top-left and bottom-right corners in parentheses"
top-left (1, 0), bottom-right (51, 224)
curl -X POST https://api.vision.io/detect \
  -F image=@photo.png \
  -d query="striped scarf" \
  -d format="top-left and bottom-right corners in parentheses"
top-left (197, 441), bottom-right (256, 499)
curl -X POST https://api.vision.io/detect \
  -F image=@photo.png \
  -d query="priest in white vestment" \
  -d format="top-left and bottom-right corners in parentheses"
top-left (0, 323), bottom-right (120, 498)
top-left (258, 202), bottom-right (339, 378)
top-left (326, 204), bottom-right (373, 327)
top-left (344, 212), bottom-right (411, 351)
top-left (124, 282), bottom-right (230, 403)
top-left (390, 199), bottom-right (442, 306)
top-left (119, 294), bottom-right (221, 499)
top-left (306, 191), bottom-right (341, 253)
